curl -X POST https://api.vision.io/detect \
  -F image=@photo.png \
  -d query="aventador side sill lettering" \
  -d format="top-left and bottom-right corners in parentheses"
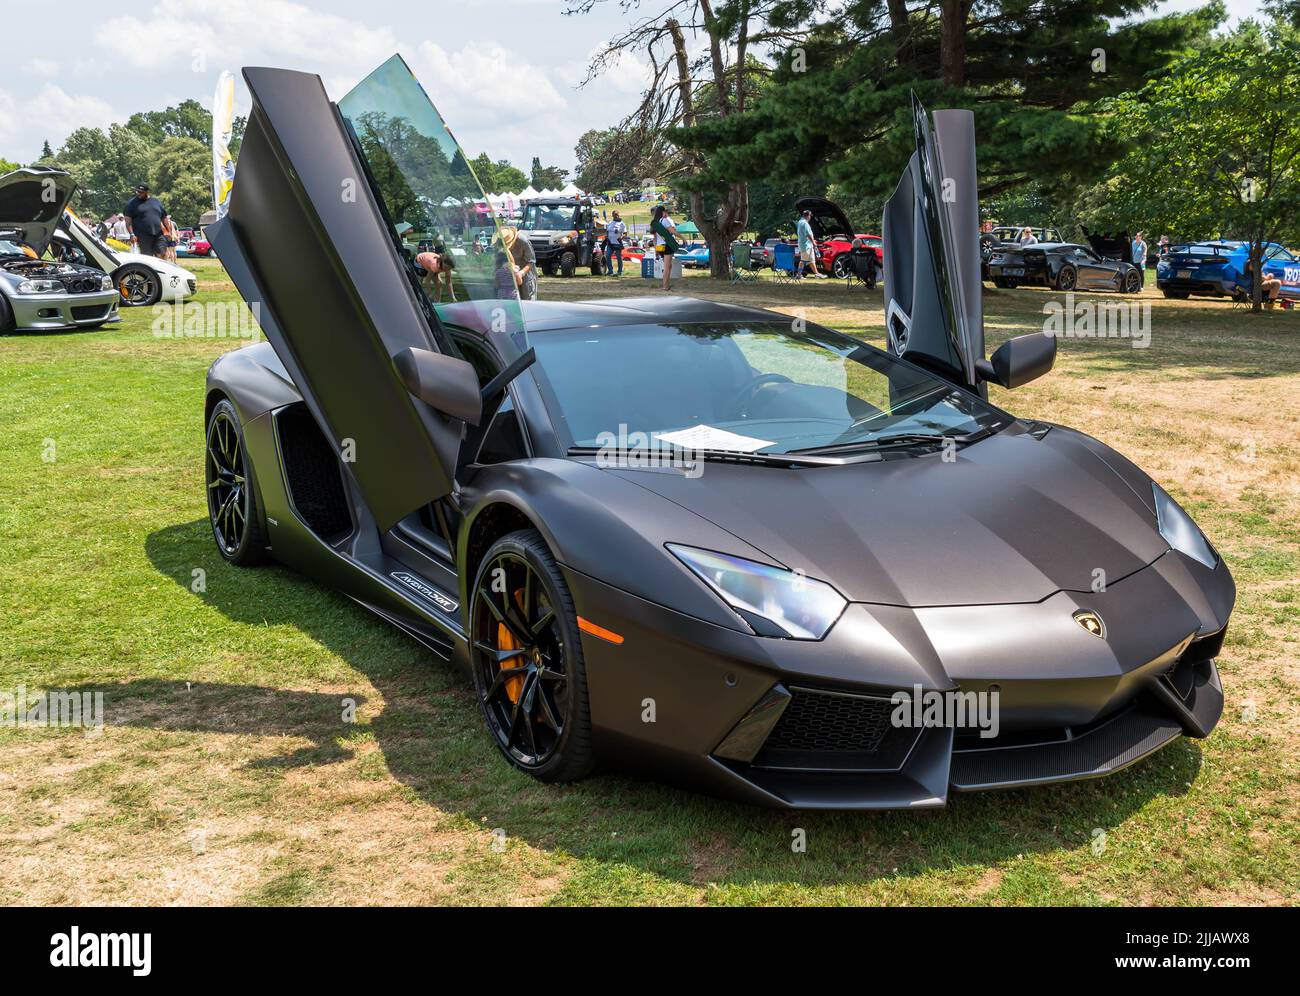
top-left (391, 571), bottom-right (458, 613)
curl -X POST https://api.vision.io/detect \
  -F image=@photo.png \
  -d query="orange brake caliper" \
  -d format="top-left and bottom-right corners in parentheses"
top-left (497, 588), bottom-right (528, 703)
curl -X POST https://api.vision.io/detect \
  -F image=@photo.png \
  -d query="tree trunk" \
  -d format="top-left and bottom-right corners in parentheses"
top-left (1251, 241), bottom-right (1263, 312)
top-left (940, 0), bottom-right (968, 87)
top-left (667, 8), bottom-right (750, 280)
top-left (887, 0), bottom-right (911, 64)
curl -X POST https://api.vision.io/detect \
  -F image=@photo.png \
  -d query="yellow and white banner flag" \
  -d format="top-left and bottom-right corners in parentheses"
top-left (211, 71), bottom-right (236, 219)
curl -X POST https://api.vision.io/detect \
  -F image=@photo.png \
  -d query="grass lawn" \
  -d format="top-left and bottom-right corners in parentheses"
top-left (1, 258), bottom-right (1296, 905)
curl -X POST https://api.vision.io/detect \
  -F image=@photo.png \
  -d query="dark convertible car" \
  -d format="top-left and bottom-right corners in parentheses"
top-left (987, 241), bottom-right (1143, 293)
top-left (203, 60), bottom-right (1232, 809)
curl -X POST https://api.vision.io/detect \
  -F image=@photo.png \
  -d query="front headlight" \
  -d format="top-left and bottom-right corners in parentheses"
top-left (16, 279), bottom-right (63, 294)
top-left (667, 544), bottom-right (846, 640)
top-left (1153, 483), bottom-right (1217, 568)
top-left (100, 276), bottom-right (114, 291)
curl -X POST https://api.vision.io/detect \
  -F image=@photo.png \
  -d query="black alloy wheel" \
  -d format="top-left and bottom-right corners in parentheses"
top-left (470, 530), bottom-right (594, 781)
top-left (204, 400), bottom-right (267, 565)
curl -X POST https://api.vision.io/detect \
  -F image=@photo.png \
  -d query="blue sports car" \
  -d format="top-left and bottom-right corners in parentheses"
top-left (1156, 241), bottom-right (1299, 300)
top-left (677, 243), bottom-right (710, 268)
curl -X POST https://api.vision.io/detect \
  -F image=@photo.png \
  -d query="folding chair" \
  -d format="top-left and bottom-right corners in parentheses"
top-left (846, 248), bottom-right (878, 290)
top-left (730, 242), bottom-right (759, 283)
top-left (772, 242), bottom-right (798, 284)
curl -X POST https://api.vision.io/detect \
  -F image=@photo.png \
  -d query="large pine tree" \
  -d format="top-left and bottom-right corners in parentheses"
top-left (678, 0), bottom-right (1226, 206)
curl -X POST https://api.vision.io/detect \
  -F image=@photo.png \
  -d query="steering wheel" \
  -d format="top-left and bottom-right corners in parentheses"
top-left (731, 372), bottom-right (792, 417)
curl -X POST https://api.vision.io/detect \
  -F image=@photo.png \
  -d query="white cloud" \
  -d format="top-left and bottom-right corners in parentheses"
top-left (408, 40), bottom-right (566, 116)
top-left (24, 58), bottom-right (58, 77)
top-left (0, 85), bottom-right (117, 153)
top-left (95, 0), bottom-right (398, 74)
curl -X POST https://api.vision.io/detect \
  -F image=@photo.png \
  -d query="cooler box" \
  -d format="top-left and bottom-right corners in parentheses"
top-left (641, 254), bottom-right (683, 279)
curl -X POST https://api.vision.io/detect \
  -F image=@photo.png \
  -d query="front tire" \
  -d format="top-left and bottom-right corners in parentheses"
top-left (204, 399), bottom-right (268, 566)
top-left (469, 529), bottom-right (596, 783)
top-left (559, 251), bottom-right (577, 278)
top-left (831, 254), bottom-right (851, 279)
top-left (115, 263), bottom-right (162, 307)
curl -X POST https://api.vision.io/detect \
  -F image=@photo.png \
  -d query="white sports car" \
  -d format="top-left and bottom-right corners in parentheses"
top-left (56, 209), bottom-right (198, 307)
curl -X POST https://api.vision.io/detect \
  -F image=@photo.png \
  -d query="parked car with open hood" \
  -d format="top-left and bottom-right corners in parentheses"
top-left (202, 62), bottom-right (1232, 809)
top-left (54, 209), bottom-right (197, 306)
top-left (795, 196), bottom-right (882, 278)
top-left (0, 167), bottom-right (120, 333)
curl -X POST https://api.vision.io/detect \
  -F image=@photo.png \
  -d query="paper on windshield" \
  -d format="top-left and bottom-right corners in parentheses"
top-left (655, 424), bottom-right (775, 453)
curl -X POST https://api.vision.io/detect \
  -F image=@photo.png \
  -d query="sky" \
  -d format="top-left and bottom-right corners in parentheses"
top-left (0, 0), bottom-right (1270, 181)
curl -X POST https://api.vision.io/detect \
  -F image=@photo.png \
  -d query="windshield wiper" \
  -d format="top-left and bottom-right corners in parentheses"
top-left (792, 424), bottom-right (1003, 457)
top-left (567, 445), bottom-right (842, 467)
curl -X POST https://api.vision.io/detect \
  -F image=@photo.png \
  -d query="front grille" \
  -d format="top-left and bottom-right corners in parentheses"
top-left (72, 305), bottom-right (110, 321)
top-left (751, 686), bottom-right (920, 772)
top-left (62, 276), bottom-right (104, 294)
top-left (766, 687), bottom-right (893, 753)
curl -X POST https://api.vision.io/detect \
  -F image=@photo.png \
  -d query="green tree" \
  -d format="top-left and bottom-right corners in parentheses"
top-left (469, 153), bottom-right (528, 192)
top-left (126, 99), bottom-right (246, 158)
top-left (52, 124), bottom-right (153, 218)
top-left (530, 156), bottom-right (569, 189)
top-left (680, 0), bottom-right (1225, 211)
top-left (1099, 24), bottom-right (1300, 310)
top-left (151, 136), bottom-right (212, 227)
top-left (0, 157), bottom-right (19, 174)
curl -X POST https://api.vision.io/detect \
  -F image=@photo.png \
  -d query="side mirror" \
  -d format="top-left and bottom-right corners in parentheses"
top-left (976, 332), bottom-right (1056, 390)
top-left (394, 347), bottom-right (482, 426)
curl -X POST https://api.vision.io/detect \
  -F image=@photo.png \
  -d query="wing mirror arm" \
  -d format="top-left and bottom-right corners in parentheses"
top-left (393, 347), bottom-right (483, 426)
top-left (480, 347), bottom-right (536, 405)
top-left (977, 333), bottom-right (1056, 390)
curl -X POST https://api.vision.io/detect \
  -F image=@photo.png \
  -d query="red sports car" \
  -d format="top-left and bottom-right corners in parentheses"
top-left (796, 197), bottom-right (882, 277)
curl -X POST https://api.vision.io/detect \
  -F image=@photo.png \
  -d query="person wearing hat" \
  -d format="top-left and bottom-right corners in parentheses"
top-left (123, 184), bottom-right (170, 259)
top-left (499, 226), bottom-right (538, 300)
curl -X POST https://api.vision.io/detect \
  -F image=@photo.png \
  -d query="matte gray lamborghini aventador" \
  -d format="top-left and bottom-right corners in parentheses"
top-left (203, 56), bottom-right (1233, 809)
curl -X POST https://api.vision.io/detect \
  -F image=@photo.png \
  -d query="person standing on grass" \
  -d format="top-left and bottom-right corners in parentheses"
top-left (605, 211), bottom-right (626, 277)
top-left (499, 226), bottom-right (538, 300)
top-left (124, 184), bottom-right (169, 258)
top-left (650, 204), bottom-right (679, 291)
top-left (796, 209), bottom-right (825, 278)
top-left (1131, 232), bottom-right (1148, 287)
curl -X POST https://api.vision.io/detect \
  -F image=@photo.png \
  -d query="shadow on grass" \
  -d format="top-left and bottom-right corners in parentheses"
top-left (137, 518), bottom-right (1201, 893)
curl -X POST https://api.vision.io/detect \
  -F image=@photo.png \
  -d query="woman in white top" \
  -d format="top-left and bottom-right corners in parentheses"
top-left (650, 204), bottom-right (679, 291)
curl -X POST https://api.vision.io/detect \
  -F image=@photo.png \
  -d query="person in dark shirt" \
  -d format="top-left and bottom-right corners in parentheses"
top-left (123, 184), bottom-right (169, 258)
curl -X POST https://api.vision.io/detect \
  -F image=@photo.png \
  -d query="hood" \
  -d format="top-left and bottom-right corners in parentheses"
top-left (607, 427), bottom-right (1168, 607)
top-left (795, 197), bottom-right (856, 241)
top-left (0, 167), bottom-right (77, 256)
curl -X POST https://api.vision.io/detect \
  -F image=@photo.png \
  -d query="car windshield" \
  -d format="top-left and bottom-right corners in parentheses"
top-left (338, 54), bottom-right (524, 339)
top-left (530, 321), bottom-right (1006, 455)
top-left (520, 204), bottom-right (578, 231)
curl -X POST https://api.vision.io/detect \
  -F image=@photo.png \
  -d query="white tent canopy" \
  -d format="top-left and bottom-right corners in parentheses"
top-left (518, 185), bottom-right (540, 200)
top-left (560, 182), bottom-right (582, 197)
